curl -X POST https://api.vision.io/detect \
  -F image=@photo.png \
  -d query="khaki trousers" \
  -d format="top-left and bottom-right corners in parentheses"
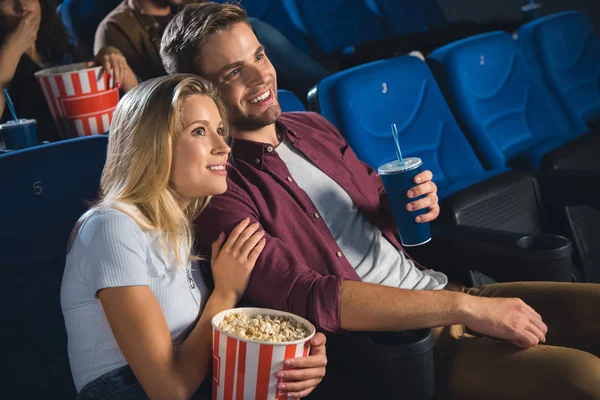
top-left (435, 282), bottom-right (600, 400)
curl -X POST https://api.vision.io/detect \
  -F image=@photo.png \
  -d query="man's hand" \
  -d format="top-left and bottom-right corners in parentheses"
top-left (407, 169), bottom-right (439, 223)
top-left (463, 296), bottom-right (548, 348)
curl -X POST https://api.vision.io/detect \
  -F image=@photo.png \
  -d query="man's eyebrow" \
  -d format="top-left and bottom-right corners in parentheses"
top-left (217, 61), bottom-right (243, 77)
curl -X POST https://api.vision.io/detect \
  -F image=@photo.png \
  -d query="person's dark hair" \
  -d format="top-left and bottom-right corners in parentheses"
top-left (37, 0), bottom-right (76, 63)
top-left (160, 2), bottom-right (249, 75)
top-left (0, 0), bottom-right (75, 64)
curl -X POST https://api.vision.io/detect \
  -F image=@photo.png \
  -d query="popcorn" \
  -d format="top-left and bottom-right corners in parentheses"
top-left (218, 311), bottom-right (310, 342)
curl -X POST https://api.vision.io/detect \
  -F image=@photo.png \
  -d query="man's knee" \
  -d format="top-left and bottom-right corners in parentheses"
top-left (550, 350), bottom-right (600, 400)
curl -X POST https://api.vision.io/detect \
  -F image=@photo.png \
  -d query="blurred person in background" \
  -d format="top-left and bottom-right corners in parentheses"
top-left (0, 0), bottom-right (137, 143)
top-left (95, 0), bottom-right (330, 101)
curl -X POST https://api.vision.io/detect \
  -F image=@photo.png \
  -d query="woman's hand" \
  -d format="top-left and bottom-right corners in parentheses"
top-left (2, 11), bottom-right (40, 58)
top-left (276, 333), bottom-right (327, 398)
top-left (210, 218), bottom-right (266, 303)
top-left (88, 46), bottom-right (138, 92)
top-left (406, 169), bottom-right (440, 223)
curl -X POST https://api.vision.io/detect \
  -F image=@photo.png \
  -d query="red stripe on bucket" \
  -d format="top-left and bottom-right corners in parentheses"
top-left (224, 337), bottom-right (238, 400)
top-left (235, 341), bottom-right (247, 400)
top-left (213, 330), bottom-right (221, 400)
top-left (55, 75), bottom-right (68, 98)
top-left (71, 72), bottom-right (84, 96)
top-left (255, 345), bottom-right (273, 400)
top-left (88, 70), bottom-right (99, 92)
top-left (302, 342), bottom-right (310, 357)
top-left (82, 117), bottom-right (91, 136)
top-left (60, 89), bottom-right (119, 119)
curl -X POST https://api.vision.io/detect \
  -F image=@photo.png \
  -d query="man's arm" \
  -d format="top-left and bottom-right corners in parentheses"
top-left (195, 187), bottom-right (546, 347)
top-left (340, 281), bottom-right (547, 348)
top-left (195, 187), bottom-right (346, 333)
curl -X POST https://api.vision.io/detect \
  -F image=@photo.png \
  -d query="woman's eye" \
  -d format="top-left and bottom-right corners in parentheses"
top-left (217, 127), bottom-right (225, 136)
top-left (192, 128), bottom-right (206, 136)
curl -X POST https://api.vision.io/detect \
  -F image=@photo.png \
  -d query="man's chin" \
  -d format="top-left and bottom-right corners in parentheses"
top-left (234, 105), bottom-right (282, 131)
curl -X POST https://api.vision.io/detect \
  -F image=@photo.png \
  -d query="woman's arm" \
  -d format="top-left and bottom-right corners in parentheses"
top-left (99, 218), bottom-right (266, 400)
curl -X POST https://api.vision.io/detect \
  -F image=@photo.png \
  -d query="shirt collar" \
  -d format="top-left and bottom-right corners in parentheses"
top-left (230, 118), bottom-right (301, 169)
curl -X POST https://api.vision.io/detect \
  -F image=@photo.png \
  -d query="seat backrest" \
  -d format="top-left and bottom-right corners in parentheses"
top-left (310, 55), bottom-right (492, 199)
top-left (518, 10), bottom-right (600, 127)
top-left (278, 90), bottom-right (307, 112)
top-left (428, 31), bottom-right (586, 170)
top-left (231, 0), bottom-right (311, 54)
top-left (365, 0), bottom-right (447, 37)
top-left (0, 136), bottom-right (108, 399)
top-left (283, 0), bottom-right (387, 55)
top-left (59, 0), bottom-right (122, 57)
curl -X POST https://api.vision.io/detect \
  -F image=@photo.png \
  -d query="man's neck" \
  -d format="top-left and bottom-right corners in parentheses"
top-left (233, 123), bottom-right (280, 147)
top-left (128, 0), bottom-right (172, 16)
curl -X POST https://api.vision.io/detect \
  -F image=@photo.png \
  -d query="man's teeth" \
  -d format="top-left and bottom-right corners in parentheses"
top-left (250, 90), bottom-right (270, 103)
top-left (208, 165), bottom-right (226, 171)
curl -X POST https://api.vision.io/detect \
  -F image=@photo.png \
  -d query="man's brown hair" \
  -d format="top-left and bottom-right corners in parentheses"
top-left (160, 2), bottom-right (249, 75)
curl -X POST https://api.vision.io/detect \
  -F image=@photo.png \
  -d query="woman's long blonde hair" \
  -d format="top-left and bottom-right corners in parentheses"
top-left (88, 74), bottom-right (229, 267)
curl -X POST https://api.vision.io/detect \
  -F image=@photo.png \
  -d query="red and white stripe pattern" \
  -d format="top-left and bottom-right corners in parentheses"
top-left (35, 63), bottom-right (119, 138)
top-left (213, 329), bottom-right (310, 400)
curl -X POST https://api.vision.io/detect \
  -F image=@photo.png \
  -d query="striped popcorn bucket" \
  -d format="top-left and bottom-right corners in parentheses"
top-left (212, 308), bottom-right (316, 400)
top-left (34, 62), bottom-right (119, 138)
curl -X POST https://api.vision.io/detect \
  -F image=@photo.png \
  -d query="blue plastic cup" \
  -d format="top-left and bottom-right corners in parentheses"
top-left (0, 119), bottom-right (38, 150)
top-left (378, 157), bottom-right (431, 247)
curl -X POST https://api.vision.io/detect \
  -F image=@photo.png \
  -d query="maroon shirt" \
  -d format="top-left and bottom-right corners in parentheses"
top-left (194, 112), bottom-right (416, 333)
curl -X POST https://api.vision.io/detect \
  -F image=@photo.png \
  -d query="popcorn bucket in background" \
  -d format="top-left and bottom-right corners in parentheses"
top-left (34, 62), bottom-right (119, 138)
top-left (212, 308), bottom-right (316, 400)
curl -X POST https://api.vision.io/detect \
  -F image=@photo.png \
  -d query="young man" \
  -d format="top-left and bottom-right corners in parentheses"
top-left (94, 0), bottom-right (330, 97)
top-left (160, 3), bottom-right (600, 399)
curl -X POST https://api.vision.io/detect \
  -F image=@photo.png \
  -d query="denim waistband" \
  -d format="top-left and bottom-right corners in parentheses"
top-left (77, 365), bottom-right (212, 400)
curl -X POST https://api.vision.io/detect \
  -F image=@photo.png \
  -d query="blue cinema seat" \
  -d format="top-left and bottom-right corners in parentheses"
top-left (278, 90), bottom-right (306, 112)
top-left (58, 0), bottom-right (122, 57)
top-left (309, 55), bottom-right (508, 200)
top-left (283, 0), bottom-right (389, 55)
top-left (365, 0), bottom-right (447, 37)
top-left (307, 55), bottom-right (583, 284)
top-left (518, 10), bottom-right (600, 130)
top-left (518, 11), bottom-right (600, 282)
top-left (224, 0), bottom-right (311, 54)
top-left (429, 31), bottom-right (600, 282)
top-left (0, 136), bottom-right (109, 399)
top-left (428, 31), bottom-right (598, 172)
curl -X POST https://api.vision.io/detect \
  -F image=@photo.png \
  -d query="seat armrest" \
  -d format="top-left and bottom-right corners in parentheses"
top-left (541, 132), bottom-right (600, 171)
top-left (538, 170), bottom-right (600, 211)
top-left (408, 223), bottom-right (574, 286)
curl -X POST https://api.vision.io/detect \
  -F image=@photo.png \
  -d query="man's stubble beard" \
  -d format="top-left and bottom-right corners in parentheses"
top-left (227, 103), bottom-right (282, 133)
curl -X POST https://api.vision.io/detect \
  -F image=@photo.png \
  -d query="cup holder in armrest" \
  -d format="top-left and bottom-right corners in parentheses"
top-left (516, 234), bottom-right (571, 256)
top-left (510, 234), bottom-right (573, 281)
top-left (416, 225), bottom-right (574, 283)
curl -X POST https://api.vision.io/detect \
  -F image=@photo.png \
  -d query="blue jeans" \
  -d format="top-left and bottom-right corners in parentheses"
top-left (77, 365), bottom-right (212, 400)
top-left (248, 17), bottom-right (331, 102)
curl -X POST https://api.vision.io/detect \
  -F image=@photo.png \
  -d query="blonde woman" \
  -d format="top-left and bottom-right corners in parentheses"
top-left (61, 74), bottom-right (327, 400)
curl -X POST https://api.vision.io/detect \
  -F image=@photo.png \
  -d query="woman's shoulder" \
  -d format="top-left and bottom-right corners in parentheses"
top-left (69, 205), bottom-right (150, 253)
